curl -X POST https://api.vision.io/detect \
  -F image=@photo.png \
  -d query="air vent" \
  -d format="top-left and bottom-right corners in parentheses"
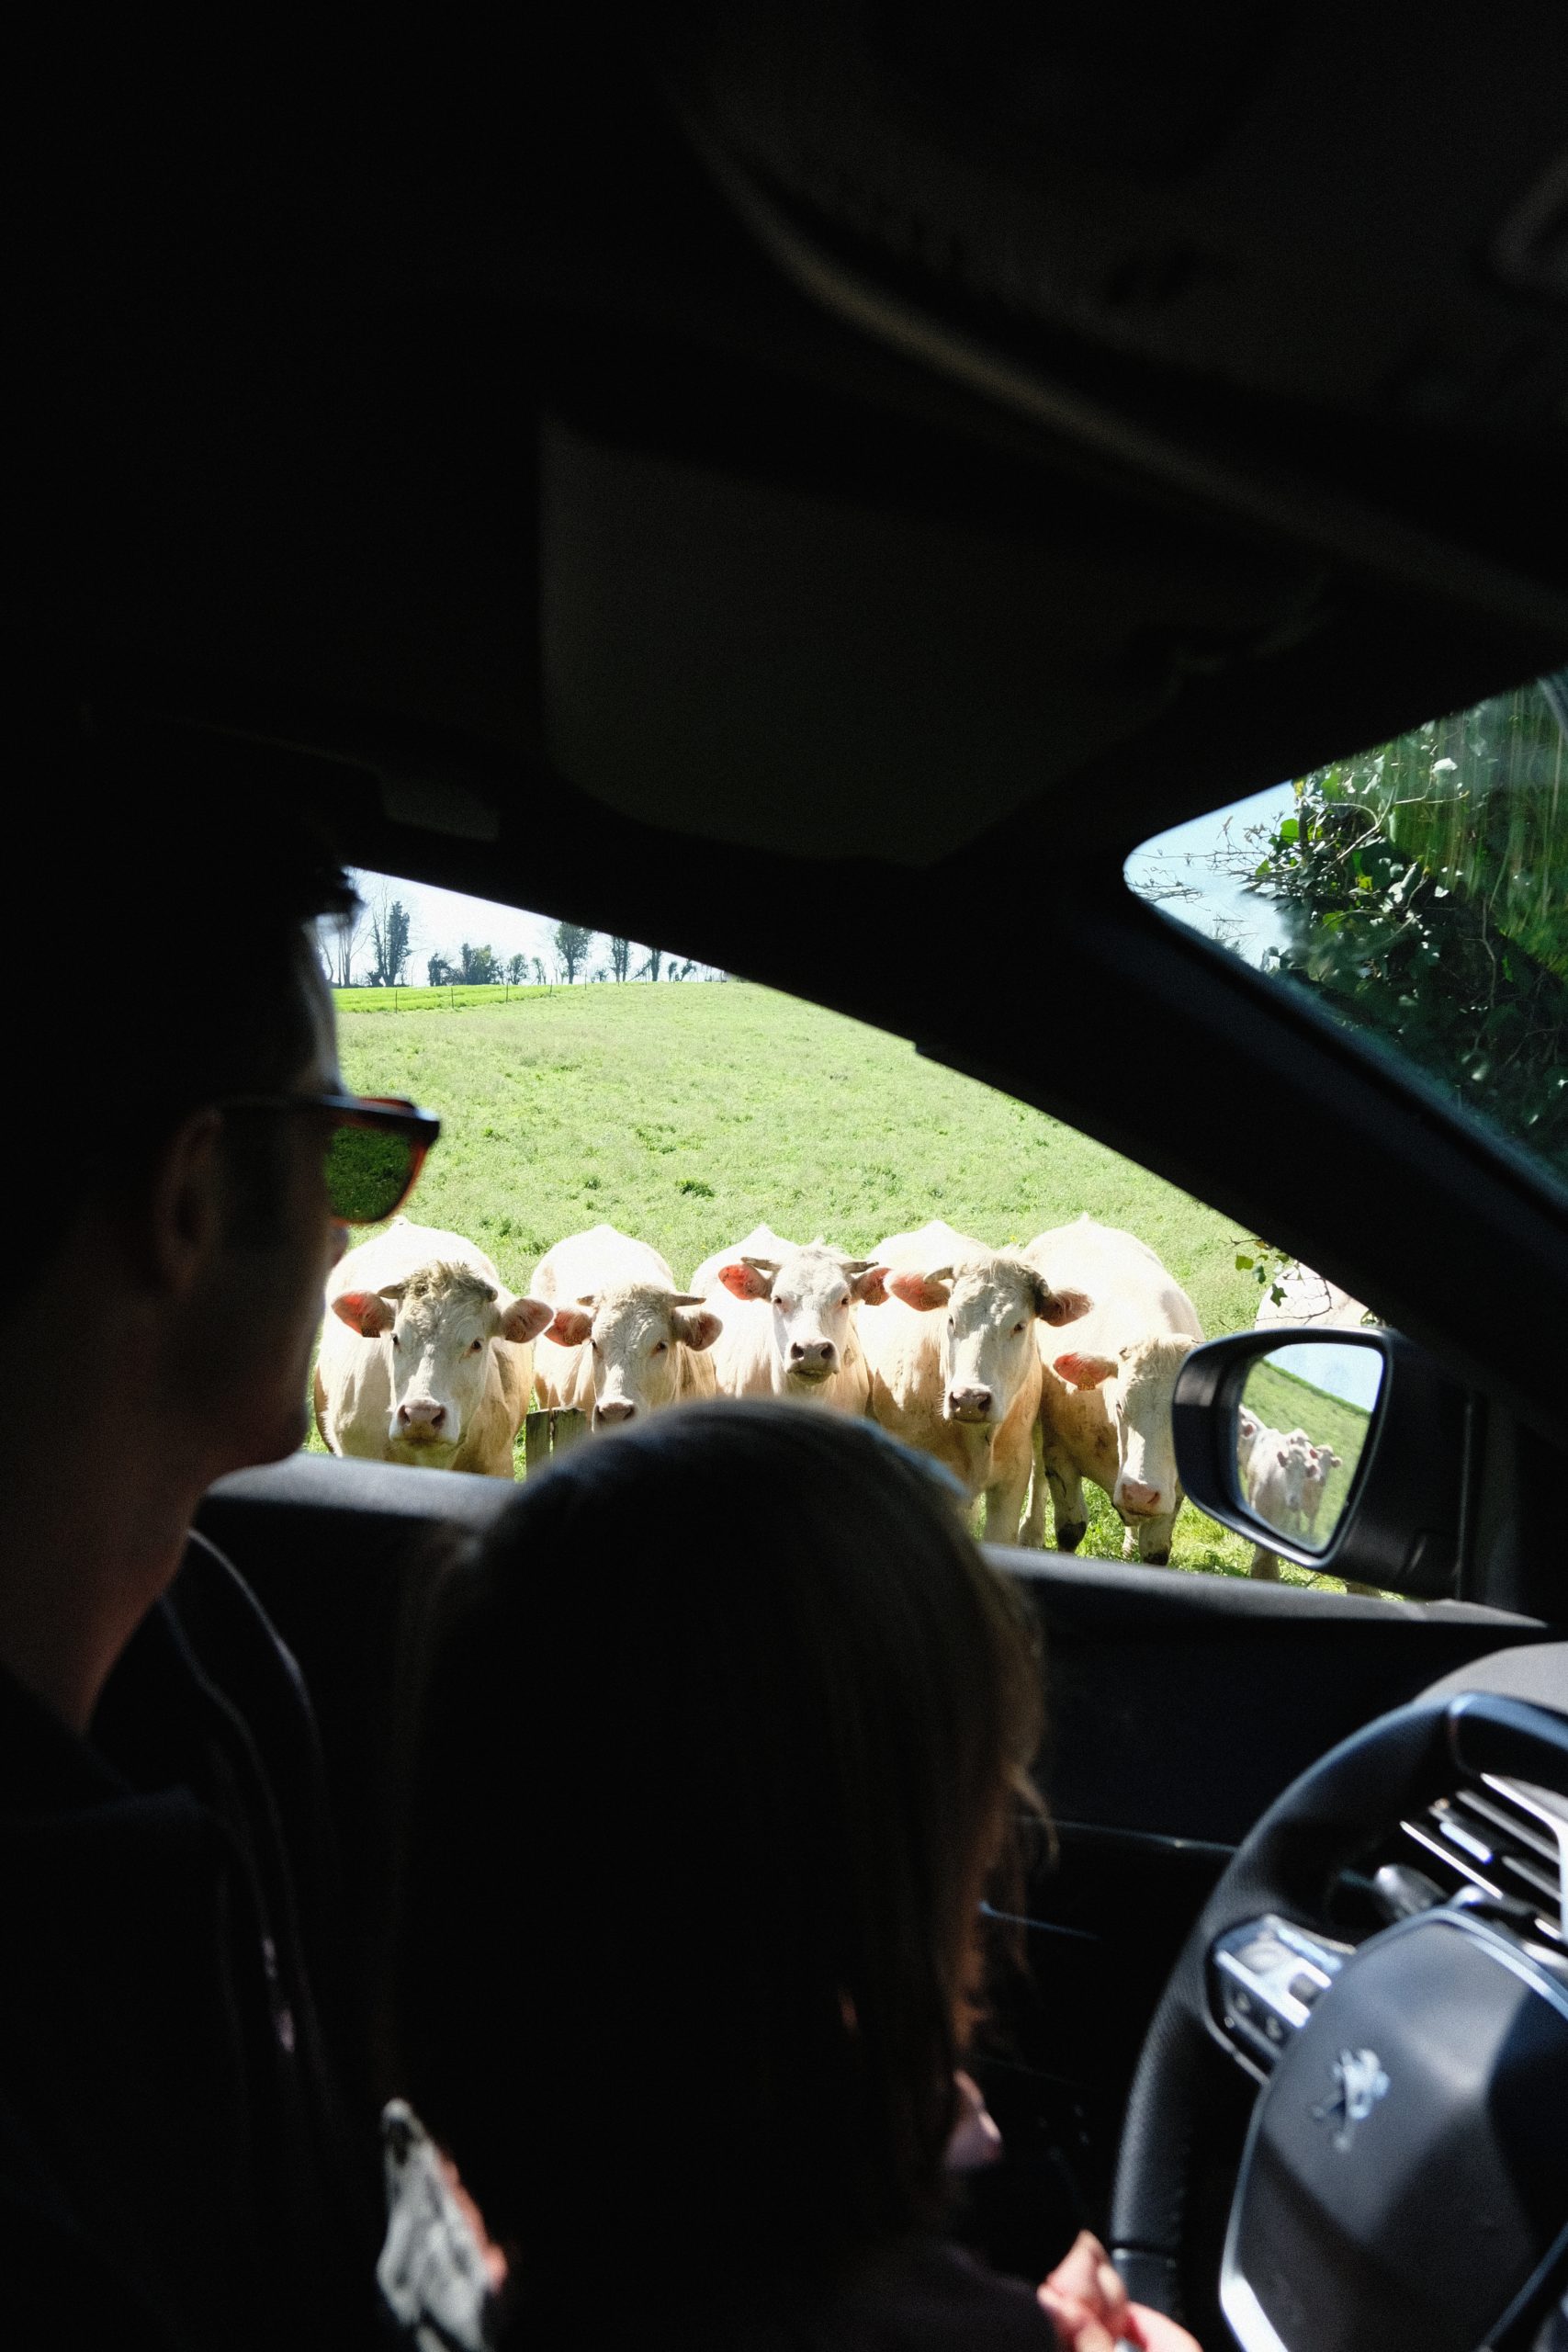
top-left (1396, 1777), bottom-right (1568, 1950)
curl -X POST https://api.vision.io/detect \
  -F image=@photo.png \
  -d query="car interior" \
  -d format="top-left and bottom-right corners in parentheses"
top-left (26, 12), bottom-right (1568, 2346)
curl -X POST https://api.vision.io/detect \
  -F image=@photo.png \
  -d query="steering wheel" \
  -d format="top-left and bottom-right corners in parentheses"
top-left (1109, 1691), bottom-right (1568, 2351)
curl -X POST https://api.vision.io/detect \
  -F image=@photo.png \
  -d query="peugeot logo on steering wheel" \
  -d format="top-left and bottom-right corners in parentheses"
top-left (1313, 2048), bottom-right (1390, 2151)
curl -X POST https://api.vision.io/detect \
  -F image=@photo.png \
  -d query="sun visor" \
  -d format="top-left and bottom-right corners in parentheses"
top-left (539, 414), bottom-right (1308, 866)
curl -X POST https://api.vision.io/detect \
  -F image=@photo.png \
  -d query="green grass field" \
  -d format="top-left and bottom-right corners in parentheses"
top-left (323, 979), bottom-right (1360, 1589)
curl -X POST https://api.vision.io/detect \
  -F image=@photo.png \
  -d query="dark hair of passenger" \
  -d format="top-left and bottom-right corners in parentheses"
top-left (394, 1401), bottom-right (1044, 2336)
top-left (17, 711), bottom-right (356, 1259)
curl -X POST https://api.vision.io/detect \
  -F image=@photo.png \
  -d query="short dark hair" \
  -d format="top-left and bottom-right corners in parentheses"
top-left (19, 715), bottom-right (355, 1252)
top-left (395, 1403), bottom-right (1044, 2335)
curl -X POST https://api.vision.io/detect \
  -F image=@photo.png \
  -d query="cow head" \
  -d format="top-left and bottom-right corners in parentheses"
top-left (718, 1244), bottom-right (888, 1391)
top-left (1272, 1429), bottom-right (1316, 1520)
top-left (545, 1280), bottom-right (722, 1430)
top-left (1053, 1332), bottom-right (1195, 1522)
top-left (1299, 1440), bottom-right (1343, 1528)
top-left (893, 1252), bottom-right (1090, 1430)
top-left (333, 1260), bottom-right (552, 1466)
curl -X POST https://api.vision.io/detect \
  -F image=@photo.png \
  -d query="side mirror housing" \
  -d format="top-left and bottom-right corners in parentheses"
top-left (1172, 1328), bottom-right (1471, 1598)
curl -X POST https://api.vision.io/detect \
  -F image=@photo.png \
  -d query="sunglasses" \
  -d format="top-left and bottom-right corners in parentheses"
top-left (217, 1091), bottom-right (442, 1223)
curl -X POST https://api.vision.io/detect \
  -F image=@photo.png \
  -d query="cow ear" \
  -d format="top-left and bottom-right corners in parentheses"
top-left (672, 1306), bottom-right (723, 1351)
top-left (1052, 1350), bottom-right (1117, 1390)
top-left (1276, 1447), bottom-right (1289, 1465)
top-left (547, 1306), bottom-right (593, 1349)
top-left (332, 1289), bottom-right (397, 1338)
top-left (849, 1264), bottom-right (889, 1306)
top-left (889, 1268), bottom-right (952, 1312)
top-left (1036, 1282), bottom-right (1092, 1327)
top-left (499, 1295), bottom-right (554, 1345)
top-left (719, 1261), bottom-right (773, 1302)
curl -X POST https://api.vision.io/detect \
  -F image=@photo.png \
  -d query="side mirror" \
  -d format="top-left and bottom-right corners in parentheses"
top-left (1172, 1328), bottom-right (1470, 1597)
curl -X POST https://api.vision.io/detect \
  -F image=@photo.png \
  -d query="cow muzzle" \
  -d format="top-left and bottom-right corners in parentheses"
top-left (946, 1385), bottom-right (995, 1424)
top-left (1117, 1479), bottom-right (1164, 1519)
top-left (593, 1399), bottom-right (637, 1430)
top-left (788, 1340), bottom-right (838, 1382)
top-left (396, 1399), bottom-right (449, 1442)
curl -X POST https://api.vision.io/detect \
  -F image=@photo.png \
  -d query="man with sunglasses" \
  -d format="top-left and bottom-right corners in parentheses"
top-left (0, 736), bottom-right (434, 2346)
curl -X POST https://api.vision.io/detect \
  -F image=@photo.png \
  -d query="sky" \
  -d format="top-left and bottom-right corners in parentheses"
top-left (1268, 1340), bottom-right (1385, 1412)
top-left (340, 785), bottom-right (1295, 987)
top-left (1122, 780), bottom-right (1298, 967)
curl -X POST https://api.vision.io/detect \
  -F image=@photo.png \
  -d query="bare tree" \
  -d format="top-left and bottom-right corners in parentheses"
top-left (608, 935), bottom-right (632, 983)
top-left (554, 921), bottom-right (594, 983)
top-left (321, 897), bottom-right (366, 988)
top-left (639, 944), bottom-right (664, 982)
top-left (367, 882), bottom-right (414, 987)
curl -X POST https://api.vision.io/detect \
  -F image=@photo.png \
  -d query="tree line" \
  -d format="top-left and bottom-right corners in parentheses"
top-left (425, 926), bottom-right (717, 986)
top-left (321, 885), bottom-right (724, 990)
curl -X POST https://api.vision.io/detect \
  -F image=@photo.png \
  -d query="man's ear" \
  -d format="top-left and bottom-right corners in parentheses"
top-left (1052, 1351), bottom-right (1118, 1390)
top-left (672, 1306), bottom-right (723, 1351)
top-left (498, 1295), bottom-right (554, 1345)
top-left (545, 1306), bottom-right (593, 1349)
top-left (146, 1107), bottom-right (228, 1295)
top-left (718, 1261), bottom-right (774, 1302)
top-left (333, 1290), bottom-right (398, 1338)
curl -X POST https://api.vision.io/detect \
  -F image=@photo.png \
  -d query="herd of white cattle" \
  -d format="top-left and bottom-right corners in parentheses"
top-left (313, 1216), bottom-right (1355, 1573)
top-left (1238, 1410), bottom-right (1343, 1545)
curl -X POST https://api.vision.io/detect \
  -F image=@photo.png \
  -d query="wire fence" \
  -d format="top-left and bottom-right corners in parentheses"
top-left (332, 982), bottom-right (558, 1015)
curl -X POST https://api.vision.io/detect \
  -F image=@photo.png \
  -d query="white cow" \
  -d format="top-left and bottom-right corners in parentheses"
top-left (1244, 1421), bottom-right (1344, 1579)
top-left (316, 1218), bottom-right (553, 1476)
top-left (859, 1220), bottom-right (1092, 1544)
top-left (1021, 1217), bottom-right (1202, 1566)
top-left (689, 1225), bottom-right (886, 1412)
top-left (1301, 1442), bottom-right (1344, 1536)
top-left (531, 1224), bottom-right (721, 1430)
top-left (1247, 1423), bottom-right (1315, 1533)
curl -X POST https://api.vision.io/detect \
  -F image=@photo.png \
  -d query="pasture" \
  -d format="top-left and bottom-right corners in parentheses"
top-left (321, 979), bottom-right (1348, 1588)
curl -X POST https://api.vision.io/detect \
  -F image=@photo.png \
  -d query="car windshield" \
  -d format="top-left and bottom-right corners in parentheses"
top-left (1125, 671), bottom-right (1568, 1194)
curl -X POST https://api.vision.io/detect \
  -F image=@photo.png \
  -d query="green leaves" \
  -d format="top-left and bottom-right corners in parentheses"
top-left (1236, 675), bottom-right (1568, 1179)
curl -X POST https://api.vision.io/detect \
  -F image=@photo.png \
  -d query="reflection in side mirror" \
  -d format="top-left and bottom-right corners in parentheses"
top-left (1235, 1340), bottom-right (1384, 1555)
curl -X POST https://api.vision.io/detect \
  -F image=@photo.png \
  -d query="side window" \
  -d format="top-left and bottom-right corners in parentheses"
top-left (310, 875), bottom-right (1371, 1593)
top-left (1126, 669), bottom-right (1568, 1194)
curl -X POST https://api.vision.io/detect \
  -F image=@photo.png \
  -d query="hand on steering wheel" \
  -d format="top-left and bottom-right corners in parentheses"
top-left (1040, 2230), bottom-right (1202, 2350)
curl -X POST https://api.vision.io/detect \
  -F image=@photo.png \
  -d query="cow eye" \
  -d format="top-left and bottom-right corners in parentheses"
top-left (468, 1339), bottom-right (483, 1353)
top-left (947, 1317), bottom-right (954, 1334)
top-left (592, 1341), bottom-right (602, 1360)
top-left (652, 1340), bottom-right (668, 1356)
top-left (390, 1333), bottom-right (400, 1350)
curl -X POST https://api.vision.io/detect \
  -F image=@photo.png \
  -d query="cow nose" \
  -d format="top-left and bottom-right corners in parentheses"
top-left (947, 1385), bottom-right (993, 1420)
top-left (594, 1401), bottom-right (637, 1429)
top-left (790, 1340), bottom-right (837, 1372)
top-left (1120, 1480), bottom-right (1162, 1516)
top-left (399, 1400), bottom-right (446, 1430)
